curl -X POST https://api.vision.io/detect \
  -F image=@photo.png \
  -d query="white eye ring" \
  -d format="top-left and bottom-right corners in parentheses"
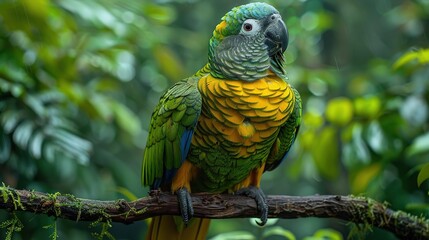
top-left (240, 19), bottom-right (260, 35)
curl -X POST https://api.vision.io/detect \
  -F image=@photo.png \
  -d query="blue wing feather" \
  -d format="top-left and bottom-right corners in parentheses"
top-left (180, 129), bottom-right (194, 162)
top-left (151, 128), bottom-right (195, 189)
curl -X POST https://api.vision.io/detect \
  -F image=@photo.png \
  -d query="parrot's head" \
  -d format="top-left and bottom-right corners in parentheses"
top-left (208, 2), bottom-right (289, 81)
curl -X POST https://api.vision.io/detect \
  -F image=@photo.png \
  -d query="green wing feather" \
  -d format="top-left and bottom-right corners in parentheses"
top-left (265, 87), bottom-right (302, 171)
top-left (142, 77), bottom-right (202, 189)
top-left (194, 63), bottom-right (211, 78)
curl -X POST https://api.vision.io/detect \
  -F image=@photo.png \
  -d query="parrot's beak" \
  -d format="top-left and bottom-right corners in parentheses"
top-left (264, 14), bottom-right (289, 56)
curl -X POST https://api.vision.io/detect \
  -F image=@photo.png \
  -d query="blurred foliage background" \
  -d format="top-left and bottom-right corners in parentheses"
top-left (0, 0), bottom-right (428, 239)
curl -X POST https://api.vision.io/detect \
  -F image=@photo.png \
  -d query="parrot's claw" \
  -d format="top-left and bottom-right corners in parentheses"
top-left (176, 188), bottom-right (194, 226)
top-left (236, 186), bottom-right (268, 226)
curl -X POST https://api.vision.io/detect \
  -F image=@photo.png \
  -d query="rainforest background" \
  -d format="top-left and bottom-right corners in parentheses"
top-left (0, 0), bottom-right (428, 239)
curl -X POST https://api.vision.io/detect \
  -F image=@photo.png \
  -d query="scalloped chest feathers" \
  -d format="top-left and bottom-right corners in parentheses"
top-left (192, 73), bottom-right (294, 158)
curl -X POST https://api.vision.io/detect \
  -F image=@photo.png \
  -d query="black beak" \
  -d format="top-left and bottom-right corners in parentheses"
top-left (264, 14), bottom-right (289, 56)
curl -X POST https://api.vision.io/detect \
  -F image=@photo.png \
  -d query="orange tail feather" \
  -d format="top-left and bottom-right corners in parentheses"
top-left (146, 216), bottom-right (210, 240)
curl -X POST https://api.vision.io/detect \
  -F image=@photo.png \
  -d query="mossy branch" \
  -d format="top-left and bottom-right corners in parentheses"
top-left (0, 186), bottom-right (428, 239)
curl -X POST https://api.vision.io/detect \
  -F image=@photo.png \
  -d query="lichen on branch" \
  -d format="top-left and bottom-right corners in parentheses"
top-left (0, 185), bottom-right (428, 240)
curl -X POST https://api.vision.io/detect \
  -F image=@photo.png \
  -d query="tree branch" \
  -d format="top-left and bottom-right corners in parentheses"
top-left (1, 186), bottom-right (428, 239)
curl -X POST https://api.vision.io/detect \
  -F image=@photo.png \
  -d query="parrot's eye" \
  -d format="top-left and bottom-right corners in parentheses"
top-left (240, 19), bottom-right (260, 35)
top-left (243, 23), bottom-right (253, 31)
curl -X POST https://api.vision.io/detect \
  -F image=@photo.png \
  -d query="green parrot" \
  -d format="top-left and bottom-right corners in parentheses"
top-left (141, 2), bottom-right (302, 239)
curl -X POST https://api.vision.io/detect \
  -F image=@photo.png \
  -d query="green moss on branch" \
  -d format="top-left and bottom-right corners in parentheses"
top-left (0, 186), bottom-right (428, 240)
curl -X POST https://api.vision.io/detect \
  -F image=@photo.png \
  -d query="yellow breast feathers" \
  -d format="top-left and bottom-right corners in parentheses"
top-left (193, 73), bottom-right (295, 157)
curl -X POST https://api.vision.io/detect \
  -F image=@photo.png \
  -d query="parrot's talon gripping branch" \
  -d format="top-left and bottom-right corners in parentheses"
top-left (236, 186), bottom-right (268, 226)
top-left (176, 188), bottom-right (194, 226)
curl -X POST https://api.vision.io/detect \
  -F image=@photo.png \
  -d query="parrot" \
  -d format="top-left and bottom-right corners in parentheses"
top-left (141, 2), bottom-right (302, 240)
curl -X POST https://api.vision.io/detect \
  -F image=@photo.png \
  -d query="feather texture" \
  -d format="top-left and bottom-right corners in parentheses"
top-left (141, 77), bottom-right (202, 189)
top-left (186, 71), bottom-right (296, 192)
top-left (141, 2), bottom-right (300, 239)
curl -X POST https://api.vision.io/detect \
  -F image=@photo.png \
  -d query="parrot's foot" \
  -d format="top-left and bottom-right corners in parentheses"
top-left (176, 187), bottom-right (194, 226)
top-left (236, 186), bottom-right (268, 226)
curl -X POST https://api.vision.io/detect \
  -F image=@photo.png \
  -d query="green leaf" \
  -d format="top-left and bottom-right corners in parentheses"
top-left (353, 96), bottom-right (381, 118)
top-left (325, 97), bottom-right (353, 126)
top-left (417, 163), bottom-right (429, 187)
top-left (29, 130), bottom-right (44, 159)
top-left (351, 163), bottom-right (381, 194)
top-left (111, 101), bottom-right (141, 136)
top-left (364, 121), bottom-right (387, 154)
top-left (0, 79), bottom-right (25, 97)
top-left (59, 0), bottom-right (118, 29)
top-left (393, 49), bottom-right (429, 69)
top-left (24, 95), bottom-right (46, 117)
top-left (143, 4), bottom-right (176, 25)
top-left (351, 123), bottom-right (371, 164)
top-left (56, 129), bottom-right (91, 151)
top-left (153, 45), bottom-right (185, 80)
top-left (0, 64), bottom-right (34, 87)
top-left (85, 34), bottom-right (123, 52)
top-left (47, 128), bottom-right (92, 164)
top-left (115, 187), bottom-right (138, 201)
top-left (400, 95), bottom-right (428, 126)
top-left (12, 120), bottom-right (34, 149)
top-left (263, 226), bottom-right (296, 240)
top-left (304, 229), bottom-right (343, 240)
top-left (210, 231), bottom-right (255, 240)
top-left (406, 132), bottom-right (429, 157)
top-left (89, 94), bottom-right (113, 121)
top-left (311, 126), bottom-right (339, 179)
top-left (1, 110), bottom-right (25, 134)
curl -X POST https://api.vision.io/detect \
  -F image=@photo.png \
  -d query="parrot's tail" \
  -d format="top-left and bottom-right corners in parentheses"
top-left (146, 216), bottom-right (210, 240)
